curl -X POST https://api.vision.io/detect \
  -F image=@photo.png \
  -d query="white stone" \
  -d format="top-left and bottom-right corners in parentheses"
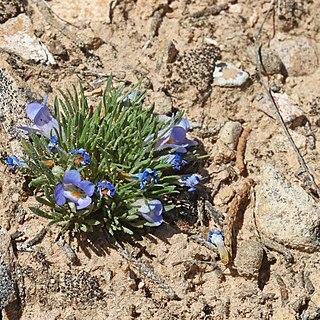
top-left (213, 61), bottom-right (249, 87)
top-left (0, 14), bottom-right (56, 65)
top-left (255, 164), bottom-right (320, 251)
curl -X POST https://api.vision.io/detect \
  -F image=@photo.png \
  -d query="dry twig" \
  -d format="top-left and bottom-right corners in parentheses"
top-left (274, 273), bottom-right (289, 306)
top-left (236, 127), bottom-right (251, 175)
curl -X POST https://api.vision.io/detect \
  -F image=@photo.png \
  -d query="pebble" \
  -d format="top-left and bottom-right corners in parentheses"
top-left (218, 121), bottom-right (242, 150)
top-left (270, 35), bottom-right (318, 76)
top-left (234, 239), bottom-right (264, 278)
top-left (0, 14), bottom-right (56, 65)
top-left (257, 92), bottom-right (305, 125)
top-left (213, 61), bottom-right (249, 87)
top-left (255, 164), bottom-right (320, 251)
top-left (259, 47), bottom-right (286, 76)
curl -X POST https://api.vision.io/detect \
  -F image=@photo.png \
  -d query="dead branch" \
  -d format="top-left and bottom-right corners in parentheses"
top-left (236, 127), bottom-right (251, 175)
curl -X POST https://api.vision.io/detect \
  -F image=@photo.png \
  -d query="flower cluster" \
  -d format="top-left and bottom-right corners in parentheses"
top-left (16, 81), bottom-right (202, 234)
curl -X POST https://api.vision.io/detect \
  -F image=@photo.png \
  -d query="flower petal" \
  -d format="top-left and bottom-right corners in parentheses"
top-left (170, 126), bottom-right (187, 144)
top-left (78, 180), bottom-right (95, 197)
top-left (54, 183), bottom-right (66, 206)
top-left (76, 196), bottom-right (92, 210)
top-left (63, 170), bottom-right (81, 185)
top-left (26, 103), bottom-right (43, 121)
top-left (176, 118), bottom-right (190, 131)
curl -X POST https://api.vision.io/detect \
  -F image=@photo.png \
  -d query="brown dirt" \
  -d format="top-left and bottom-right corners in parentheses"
top-left (1, 0), bottom-right (320, 319)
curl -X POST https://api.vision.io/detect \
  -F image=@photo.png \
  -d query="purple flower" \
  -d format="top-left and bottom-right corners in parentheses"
top-left (207, 230), bottom-right (229, 265)
top-left (133, 199), bottom-right (163, 226)
top-left (47, 136), bottom-right (59, 151)
top-left (70, 148), bottom-right (90, 166)
top-left (133, 168), bottom-right (159, 190)
top-left (97, 181), bottom-right (116, 198)
top-left (19, 94), bottom-right (60, 139)
top-left (6, 155), bottom-right (28, 173)
top-left (54, 170), bottom-right (95, 210)
top-left (153, 117), bottom-right (198, 153)
top-left (163, 152), bottom-right (188, 170)
top-left (178, 174), bottom-right (201, 191)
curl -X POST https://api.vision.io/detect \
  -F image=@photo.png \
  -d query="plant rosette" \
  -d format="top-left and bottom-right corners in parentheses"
top-left (13, 78), bottom-right (202, 235)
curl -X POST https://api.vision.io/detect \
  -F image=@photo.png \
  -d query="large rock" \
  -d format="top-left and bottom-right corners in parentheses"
top-left (270, 35), bottom-right (318, 76)
top-left (0, 14), bottom-right (55, 65)
top-left (255, 164), bottom-right (320, 251)
top-left (0, 228), bottom-right (16, 310)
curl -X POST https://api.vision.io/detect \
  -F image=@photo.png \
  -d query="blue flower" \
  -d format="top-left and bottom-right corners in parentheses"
top-left (54, 170), bottom-right (95, 210)
top-left (47, 136), bottom-right (59, 151)
top-left (163, 152), bottom-right (188, 170)
top-left (207, 230), bottom-right (229, 265)
top-left (97, 181), bottom-right (116, 198)
top-left (133, 199), bottom-right (163, 226)
top-left (134, 168), bottom-right (159, 190)
top-left (70, 148), bottom-right (90, 166)
top-left (5, 155), bottom-right (28, 173)
top-left (18, 94), bottom-right (60, 139)
top-left (147, 117), bottom-right (198, 154)
top-left (178, 174), bottom-right (201, 191)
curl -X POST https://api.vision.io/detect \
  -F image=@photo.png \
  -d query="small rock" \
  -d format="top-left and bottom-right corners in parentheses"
top-left (0, 14), bottom-right (55, 65)
top-left (234, 239), bottom-right (264, 277)
top-left (257, 92), bottom-right (305, 125)
top-left (255, 164), bottom-right (320, 251)
top-left (213, 61), bottom-right (249, 87)
top-left (11, 193), bottom-right (20, 202)
top-left (165, 41), bottom-right (178, 64)
top-left (259, 47), bottom-right (286, 76)
top-left (218, 121), bottom-right (242, 150)
top-left (270, 36), bottom-right (318, 76)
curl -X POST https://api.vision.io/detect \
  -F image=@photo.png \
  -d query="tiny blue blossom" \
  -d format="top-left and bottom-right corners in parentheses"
top-left (134, 168), bottom-right (159, 190)
top-left (97, 181), bottom-right (116, 198)
top-left (178, 174), bottom-right (201, 191)
top-left (70, 148), bottom-right (90, 166)
top-left (163, 152), bottom-right (188, 170)
top-left (47, 136), bottom-right (59, 151)
top-left (6, 155), bottom-right (28, 173)
top-left (207, 230), bottom-right (229, 265)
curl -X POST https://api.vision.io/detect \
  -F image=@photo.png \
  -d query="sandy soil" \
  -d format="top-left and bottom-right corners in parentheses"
top-left (1, 0), bottom-right (320, 319)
